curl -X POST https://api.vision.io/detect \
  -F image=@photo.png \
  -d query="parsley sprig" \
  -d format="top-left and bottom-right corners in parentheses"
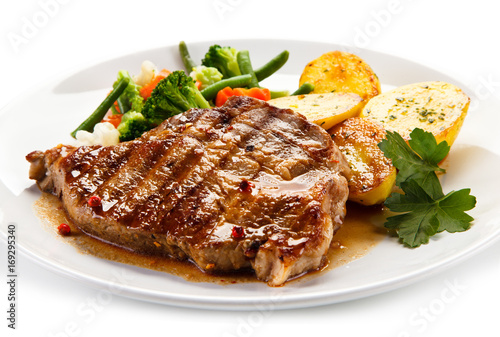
top-left (378, 128), bottom-right (476, 248)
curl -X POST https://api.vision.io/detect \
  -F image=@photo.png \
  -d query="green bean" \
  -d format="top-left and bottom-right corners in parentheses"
top-left (270, 90), bottom-right (290, 99)
top-left (70, 77), bottom-right (129, 138)
top-left (179, 41), bottom-right (197, 72)
top-left (291, 82), bottom-right (315, 96)
top-left (116, 95), bottom-right (129, 114)
top-left (237, 50), bottom-right (260, 88)
top-left (110, 103), bottom-right (119, 115)
top-left (201, 74), bottom-right (252, 101)
top-left (254, 50), bottom-right (289, 82)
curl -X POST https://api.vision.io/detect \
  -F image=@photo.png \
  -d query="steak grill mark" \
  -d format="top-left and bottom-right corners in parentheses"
top-left (26, 96), bottom-right (351, 286)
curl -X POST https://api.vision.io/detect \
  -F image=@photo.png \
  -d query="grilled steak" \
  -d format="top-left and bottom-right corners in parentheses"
top-left (27, 96), bottom-right (350, 286)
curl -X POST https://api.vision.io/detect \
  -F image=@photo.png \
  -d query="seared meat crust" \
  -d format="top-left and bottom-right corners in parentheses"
top-left (27, 96), bottom-right (350, 286)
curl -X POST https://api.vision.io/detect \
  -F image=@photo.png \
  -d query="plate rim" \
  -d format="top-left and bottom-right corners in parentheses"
top-left (1, 38), bottom-right (498, 310)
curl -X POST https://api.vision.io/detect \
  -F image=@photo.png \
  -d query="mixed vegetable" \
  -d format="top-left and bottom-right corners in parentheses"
top-left (72, 41), bottom-right (310, 145)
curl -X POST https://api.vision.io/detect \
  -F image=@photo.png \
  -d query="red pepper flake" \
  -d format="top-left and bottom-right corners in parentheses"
top-left (57, 223), bottom-right (71, 236)
top-left (227, 125), bottom-right (234, 131)
top-left (88, 195), bottom-right (102, 207)
top-left (239, 179), bottom-right (254, 193)
top-left (231, 225), bottom-right (245, 239)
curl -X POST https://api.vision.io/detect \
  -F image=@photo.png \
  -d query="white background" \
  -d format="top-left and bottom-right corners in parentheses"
top-left (1, 0), bottom-right (500, 336)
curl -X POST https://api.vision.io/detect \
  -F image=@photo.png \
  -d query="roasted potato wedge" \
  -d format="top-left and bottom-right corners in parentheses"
top-left (270, 92), bottom-right (364, 130)
top-left (360, 81), bottom-right (470, 146)
top-left (330, 117), bottom-right (396, 206)
top-left (299, 51), bottom-right (381, 101)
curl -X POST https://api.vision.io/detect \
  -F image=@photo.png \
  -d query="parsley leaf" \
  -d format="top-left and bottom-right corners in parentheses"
top-left (435, 188), bottom-right (476, 233)
top-left (378, 128), bottom-right (476, 248)
top-left (379, 129), bottom-right (448, 199)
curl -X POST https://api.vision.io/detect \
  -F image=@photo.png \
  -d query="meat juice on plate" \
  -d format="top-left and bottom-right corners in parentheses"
top-left (33, 192), bottom-right (387, 285)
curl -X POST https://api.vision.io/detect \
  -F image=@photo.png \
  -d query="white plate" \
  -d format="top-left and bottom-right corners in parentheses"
top-left (1, 39), bottom-right (499, 310)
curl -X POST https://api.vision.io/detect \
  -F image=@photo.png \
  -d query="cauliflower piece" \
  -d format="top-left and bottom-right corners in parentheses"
top-left (75, 122), bottom-right (120, 146)
top-left (189, 65), bottom-right (223, 90)
top-left (133, 60), bottom-right (157, 87)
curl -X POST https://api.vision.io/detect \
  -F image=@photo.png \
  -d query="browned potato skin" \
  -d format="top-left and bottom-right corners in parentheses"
top-left (330, 117), bottom-right (396, 206)
top-left (300, 51), bottom-right (381, 102)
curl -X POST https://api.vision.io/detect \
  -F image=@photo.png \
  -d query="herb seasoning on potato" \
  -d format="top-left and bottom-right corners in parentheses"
top-left (360, 81), bottom-right (470, 146)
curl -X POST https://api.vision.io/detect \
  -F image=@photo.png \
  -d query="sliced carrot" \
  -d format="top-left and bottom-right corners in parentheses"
top-left (215, 87), bottom-right (234, 107)
top-left (139, 69), bottom-right (171, 100)
top-left (215, 87), bottom-right (271, 107)
top-left (232, 88), bottom-right (247, 96)
top-left (247, 87), bottom-right (271, 101)
top-left (102, 110), bottom-right (122, 128)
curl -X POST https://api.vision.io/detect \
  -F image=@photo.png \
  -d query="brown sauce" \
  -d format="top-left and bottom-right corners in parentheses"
top-left (33, 193), bottom-right (388, 285)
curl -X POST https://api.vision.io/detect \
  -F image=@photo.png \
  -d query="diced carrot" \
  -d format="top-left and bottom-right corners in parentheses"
top-left (195, 80), bottom-right (202, 90)
top-left (215, 87), bottom-right (271, 107)
top-left (139, 69), bottom-right (171, 100)
top-left (102, 110), bottom-right (122, 128)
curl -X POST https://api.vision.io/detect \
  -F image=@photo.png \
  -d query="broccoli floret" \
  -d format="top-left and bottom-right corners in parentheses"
top-left (117, 111), bottom-right (152, 142)
top-left (201, 45), bottom-right (241, 79)
top-left (141, 70), bottom-right (210, 125)
top-left (190, 65), bottom-right (223, 90)
top-left (114, 70), bottom-right (144, 113)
